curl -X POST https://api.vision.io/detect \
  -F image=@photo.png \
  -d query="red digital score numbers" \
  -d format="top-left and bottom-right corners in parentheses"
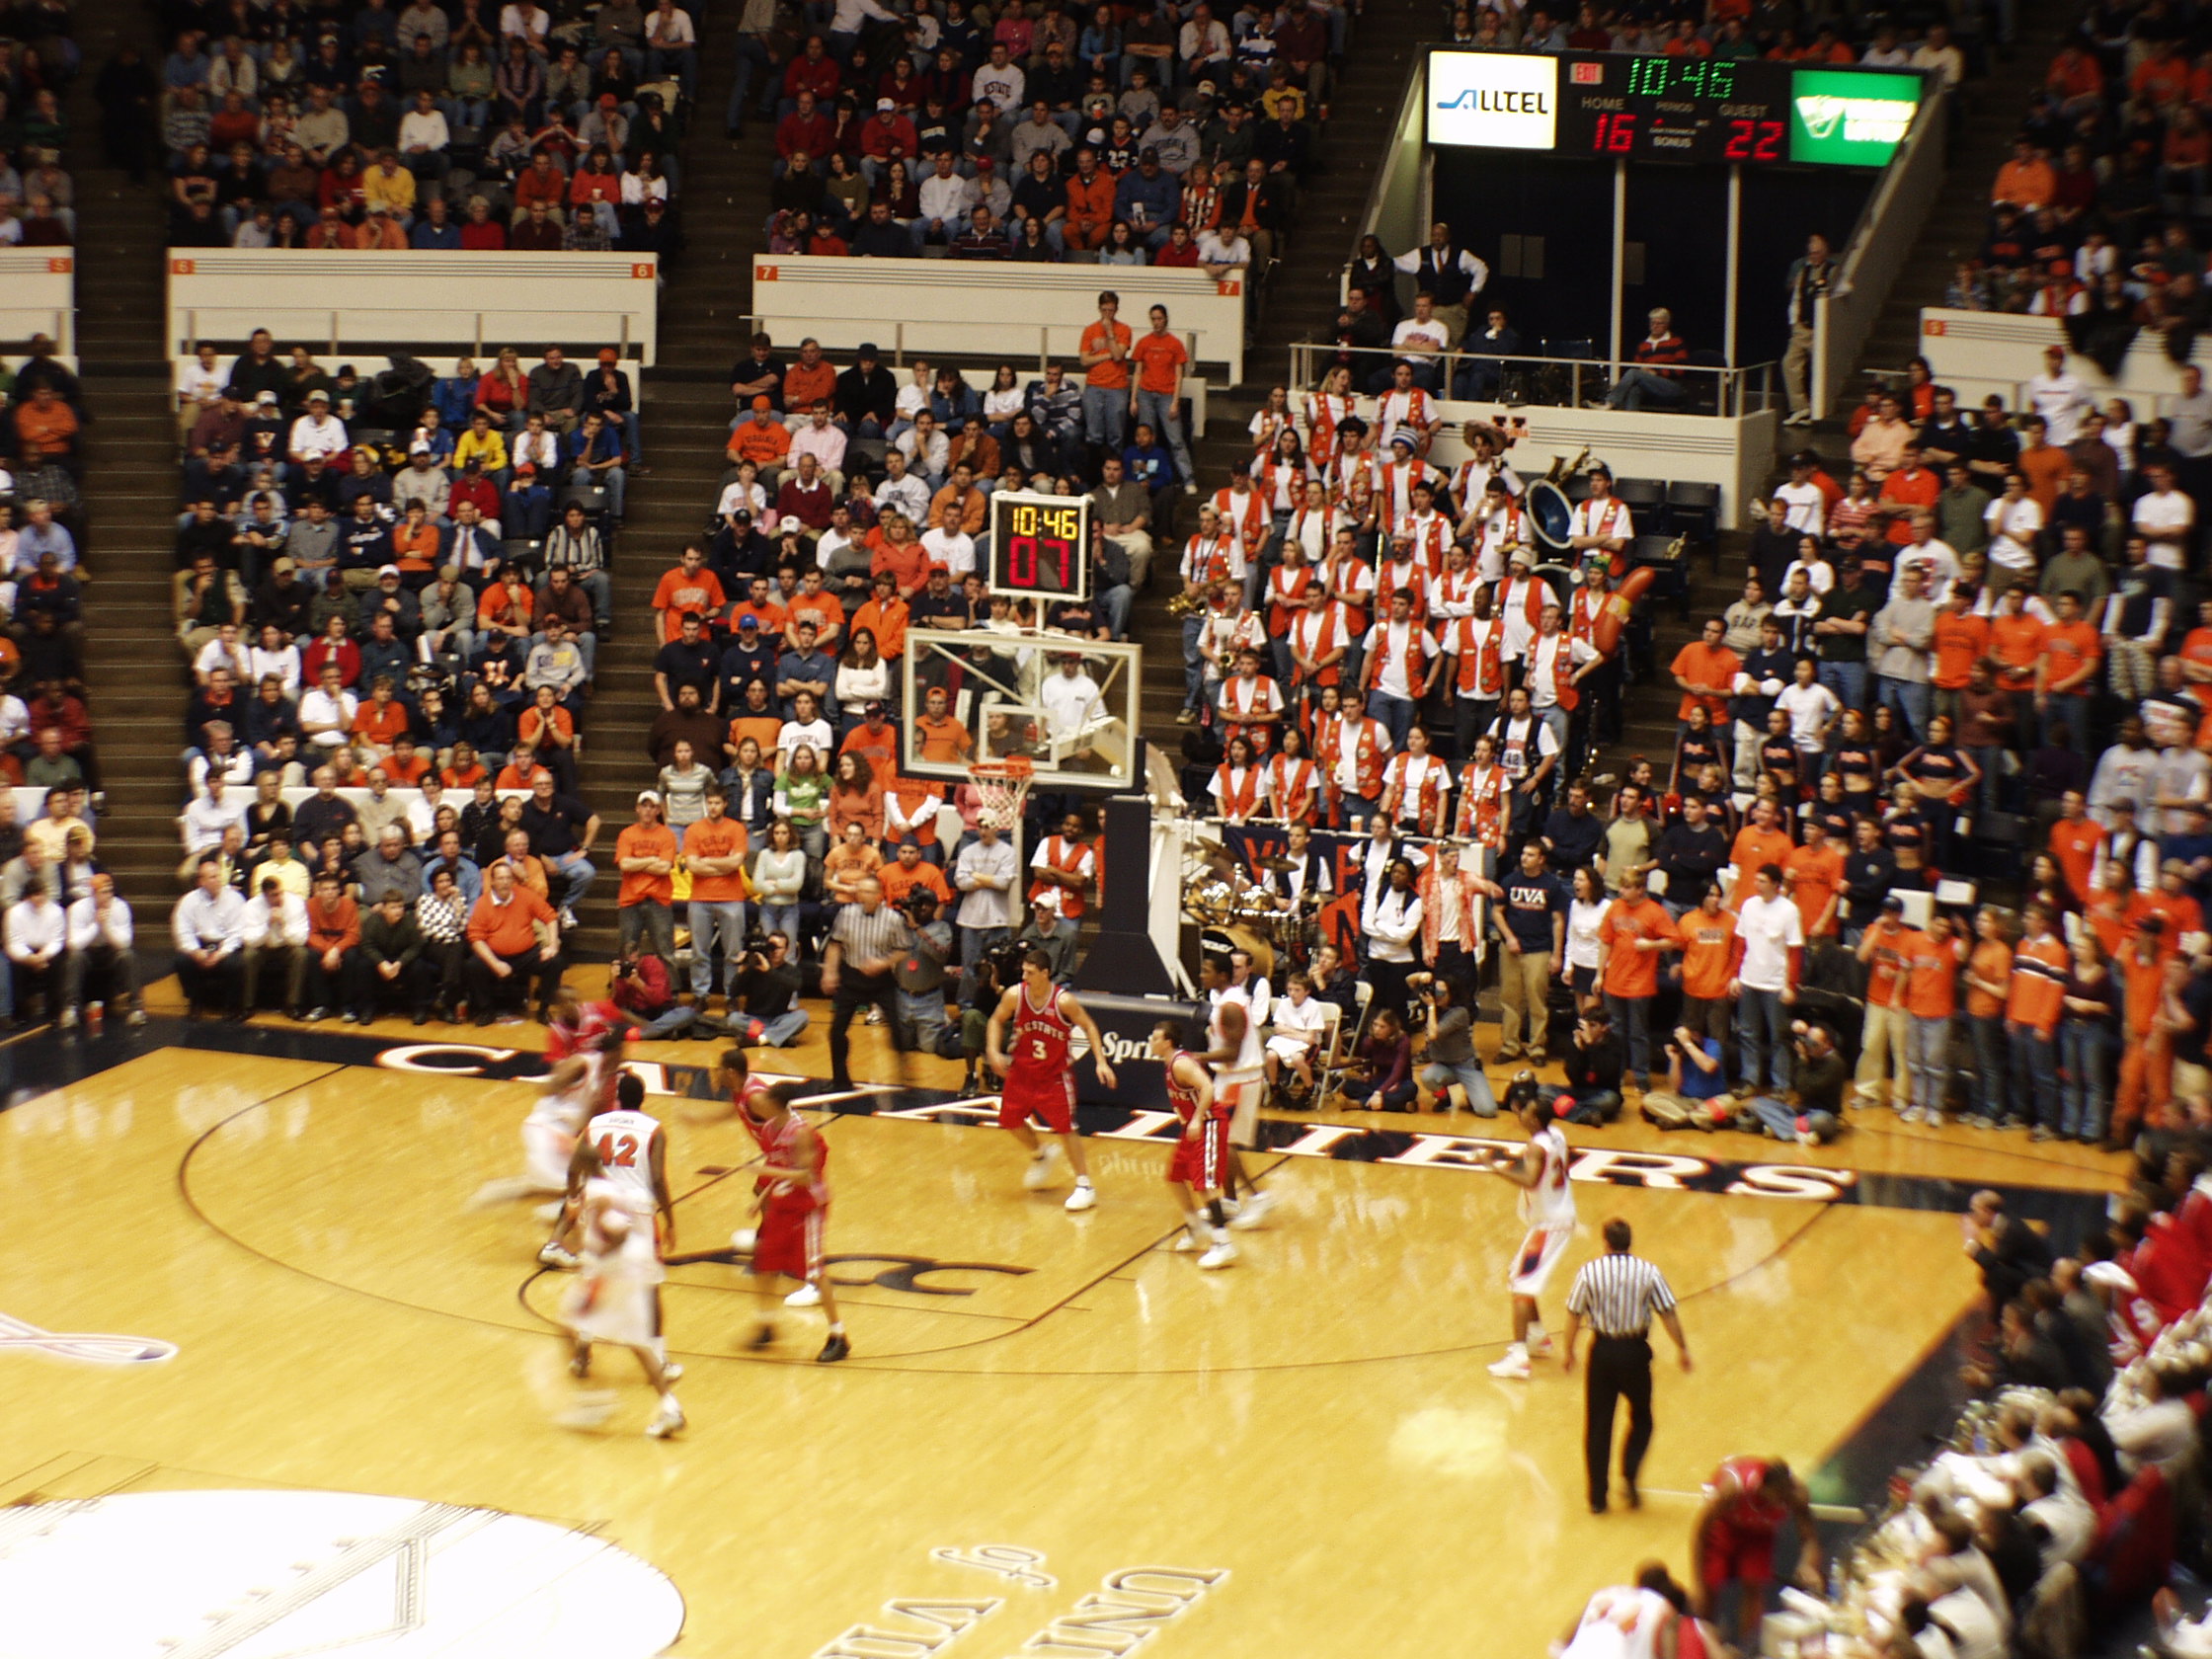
top-left (1587, 113), bottom-right (1784, 159)
top-left (997, 498), bottom-right (1082, 592)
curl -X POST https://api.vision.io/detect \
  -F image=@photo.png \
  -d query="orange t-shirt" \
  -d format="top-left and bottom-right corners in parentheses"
top-left (1966, 938), bottom-right (2014, 1018)
top-left (1878, 468), bottom-right (1939, 544)
top-left (2019, 444), bottom-right (2071, 514)
top-left (615, 822), bottom-right (678, 907)
top-left (1932, 611), bottom-right (1991, 690)
top-left (1863, 919), bottom-right (1918, 1008)
top-left (1902, 931), bottom-right (1962, 1019)
top-left (681, 814), bottom-right (750, 902)
top-left (916, 711), bottom-right (971, 764)
top-left (381, 751), bottom-right (432, 786)
top-left (1131, 330), bottom-right (1189, 397)
top-left (654, 569), bottom-right (729, 641)
top-left (351, 698), bottom-right (410, 748)
top-left (783, 361), bottom-right (836, 411)
top-left (2041, 619), bottom-right (2101, 692)
top-left (1727, 827), bottom-right (1794, 905)
top-left (728, 713), bottom-right (782, 761)
top-left (789, 592), bottom-right (846, 640)
top-left (1784, 840), bottom-right (1845, 937)
top-left (729, 420), bottom-right (791, 466)
top-left (2006, 933), bottom-right (2070, 1032)
top-left (467, 884), bottom-right (554, 956)
top-left (2049, 817), bottom-right (2107, 907)
top-left (1990, 611), bottom-right (2046, 687)
top-left (1599, 898), bottom-right (1679, 999)
top-left (1080, 319), bottom-right (1133, 390)
top-left (880, 858), bottom-right (954, 907)
top-left (1670, 641), bottom-right (1741, 722)
top-left (443, 761), bottom-right (490, 789)
top-left (1678, 908), bottom-right (1738, 1001)
top-left (851, 596), bottom-right (909, 661)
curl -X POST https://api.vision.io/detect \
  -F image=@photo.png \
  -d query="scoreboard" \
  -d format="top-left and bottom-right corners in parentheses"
top-left (987, 490), bottom-right (1090, 603)
top-left (1427, 50), bottom-right (1923, 168)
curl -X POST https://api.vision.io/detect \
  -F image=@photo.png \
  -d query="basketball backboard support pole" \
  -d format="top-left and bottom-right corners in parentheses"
top-left (1071, 789), bottom-right (1179, 997)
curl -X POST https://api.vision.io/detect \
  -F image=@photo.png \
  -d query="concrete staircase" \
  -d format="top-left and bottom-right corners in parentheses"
top-left (573, 0), bottom-right (748, 956)
top-left (65, 4), bottom-right (190, 909)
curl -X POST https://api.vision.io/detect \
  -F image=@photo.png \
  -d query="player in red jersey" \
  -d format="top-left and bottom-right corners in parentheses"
top-left (704, 1049), bottom-right (830, 1319)
top-left (1151, 1020), bottom-right (1235, 1269)
top-left (546, 988), bottom-right (635, 1113)
top-left (721, 1057), bottom-right (849, 1363)
top-left (1690, 1456), bottom-right (1820, 1649)
top-left (985, 950), bottom-right (1119, 1211)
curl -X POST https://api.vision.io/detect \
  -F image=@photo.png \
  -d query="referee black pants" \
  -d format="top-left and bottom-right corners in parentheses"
top-left (1584, 1333), bottom-right (1654, 1508)
top-left (827, 968), bottom-right (908, 1091)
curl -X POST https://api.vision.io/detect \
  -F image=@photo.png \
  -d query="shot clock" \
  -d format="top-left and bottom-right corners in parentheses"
top-left (1427, 50), bottom-right (1923, 168)
top-left (987, 490), bottom-right (1091, 603)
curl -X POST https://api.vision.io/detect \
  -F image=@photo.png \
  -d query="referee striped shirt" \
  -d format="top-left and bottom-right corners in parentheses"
top-left (1566, 1252), bottom-right (1677, 1338)
top-left (830, 901), bottom-right (913, 970)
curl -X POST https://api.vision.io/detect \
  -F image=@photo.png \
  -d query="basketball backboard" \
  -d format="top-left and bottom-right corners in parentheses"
top-left (899, 627), bottom-right (1142, 792)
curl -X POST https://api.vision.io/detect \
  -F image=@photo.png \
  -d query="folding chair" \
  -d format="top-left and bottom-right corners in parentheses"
top-left (1613, 476), bottom-right (1666, 535)
top-left (1312, 982), bottom-right (1372, 1105)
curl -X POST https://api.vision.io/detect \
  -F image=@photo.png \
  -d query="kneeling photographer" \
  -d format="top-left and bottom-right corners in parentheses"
top-left (728, 930), bottom-right (809, 1048)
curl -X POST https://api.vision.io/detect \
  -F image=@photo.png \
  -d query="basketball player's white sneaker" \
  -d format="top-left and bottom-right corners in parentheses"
top-left (785, 1283), bottom-right (822, 1307)
top-left (1023, 1146), bottom-right (1064, 1190)
top-left (663, 1363), bottom-right (683, 1382)
top-left (537, 1241), bottom-right (579, 1269)
top-left (1172, 1233), bottom-right (1198, 1251)
top-left (645, 1399), bottom-right (686, 1439)
top-left (1228, 1189), bottom-right (1276, 1229)
top-left (1487, 1345), bottom-right (1533, 1380)
top-left (1198, 1240), bottom-right (1237, 1270)
top-left (1527, 1334), bottom-right (1554, 1358)
top-left (1064, 1181), bottom-right (1097, 1212)
top-left (731, 1226), bottom-right (757, 1251)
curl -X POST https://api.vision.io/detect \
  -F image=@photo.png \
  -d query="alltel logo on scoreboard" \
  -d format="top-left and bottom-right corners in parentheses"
top-left (1428, 50), bottom-right (1558, 150)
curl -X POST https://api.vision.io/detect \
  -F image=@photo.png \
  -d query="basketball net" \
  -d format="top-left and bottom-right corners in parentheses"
top-left (971, 756), bottom-right (1035, 832)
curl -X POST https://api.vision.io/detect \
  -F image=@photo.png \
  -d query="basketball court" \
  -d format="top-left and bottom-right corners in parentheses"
top-left (0, 996), bottom-right (2116, 1658)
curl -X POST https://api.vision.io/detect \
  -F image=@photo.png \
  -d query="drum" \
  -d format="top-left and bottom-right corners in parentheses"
top-left (1199, 924), bottom-right (1275, 984)
top-left (1184, 880), bottom-right (1237, 925)
top-left (1526, 478), bottom-right (1574, 554)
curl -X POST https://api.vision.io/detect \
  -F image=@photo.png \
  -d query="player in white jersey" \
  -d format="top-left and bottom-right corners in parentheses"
top-left (1196, 953), bottom-right (1276, 1229)
top-left (555, 1159), bottom-right (685, 1436)
top-left (464, 1056), bottom-right (593, 1221)
top-left (551, 1073), bottom-right (684, 1437)
top-left (1487, 1087), bottom-right (1577, 1379)
top-left (541, 1070), bottom-right (672, 1267)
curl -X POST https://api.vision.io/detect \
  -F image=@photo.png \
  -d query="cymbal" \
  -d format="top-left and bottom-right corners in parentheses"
top-left (1249, 855), bottom-right (1296, 873)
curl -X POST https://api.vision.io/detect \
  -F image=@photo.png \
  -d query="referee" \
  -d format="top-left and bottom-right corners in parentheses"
top-left (1562, 1218), bottom-right (1692, 1514)
top-left (822, 877), bottom-right (915, 1093)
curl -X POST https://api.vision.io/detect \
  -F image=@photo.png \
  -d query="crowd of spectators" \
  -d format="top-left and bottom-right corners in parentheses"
top-left (166, 326), bottom-right (651, 1025)
top-left (143, 3), bottom-right (692, 256)
top-left (0, 31), bottom-right (78, 248)
top-left (750, 0), bottom-right (1328, 284)
top-left (1951, 6), bottom-right (2212, 331)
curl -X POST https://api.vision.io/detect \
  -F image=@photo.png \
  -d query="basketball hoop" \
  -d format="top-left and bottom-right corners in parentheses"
top-left (972, 756), bottom-right (1035, 830)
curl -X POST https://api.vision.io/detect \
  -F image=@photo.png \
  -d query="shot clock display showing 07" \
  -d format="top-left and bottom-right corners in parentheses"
top-left (987, 490), bottom-right (1091, 602)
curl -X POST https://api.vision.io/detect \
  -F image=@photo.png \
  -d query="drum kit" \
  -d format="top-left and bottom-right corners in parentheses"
top-left (1182, 851), bottom-right (1322, 972)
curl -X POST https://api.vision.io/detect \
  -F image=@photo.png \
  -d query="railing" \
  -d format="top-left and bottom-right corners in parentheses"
top-left (751, 254), bottom-right (1248, 385)
top-left (1810, 90), bottom-right (1949, 420)
top-left (1287, 341), bottom-right (1781, 420)
top-left (165, 251), bottom-right (662, 364)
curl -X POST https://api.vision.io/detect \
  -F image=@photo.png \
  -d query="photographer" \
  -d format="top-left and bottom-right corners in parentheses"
top-left (608, 939), bottom-right (701, 1041)
top-left (729, 930), bottom-right (808, 1047)
top-left (960, 937), bottom-right (1025, 1096)
top-left (1644, 1025), bottom-right (1729, 1130)
top-left (1411, 973), bottom-right (1497, 1116)
top-left (1743, 1020), bottom-right (1848, 1144)
top-left (895, 890), bottom-right (959, 1057)
top-left (1560, 1008), bottom-right (1624, 1125)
